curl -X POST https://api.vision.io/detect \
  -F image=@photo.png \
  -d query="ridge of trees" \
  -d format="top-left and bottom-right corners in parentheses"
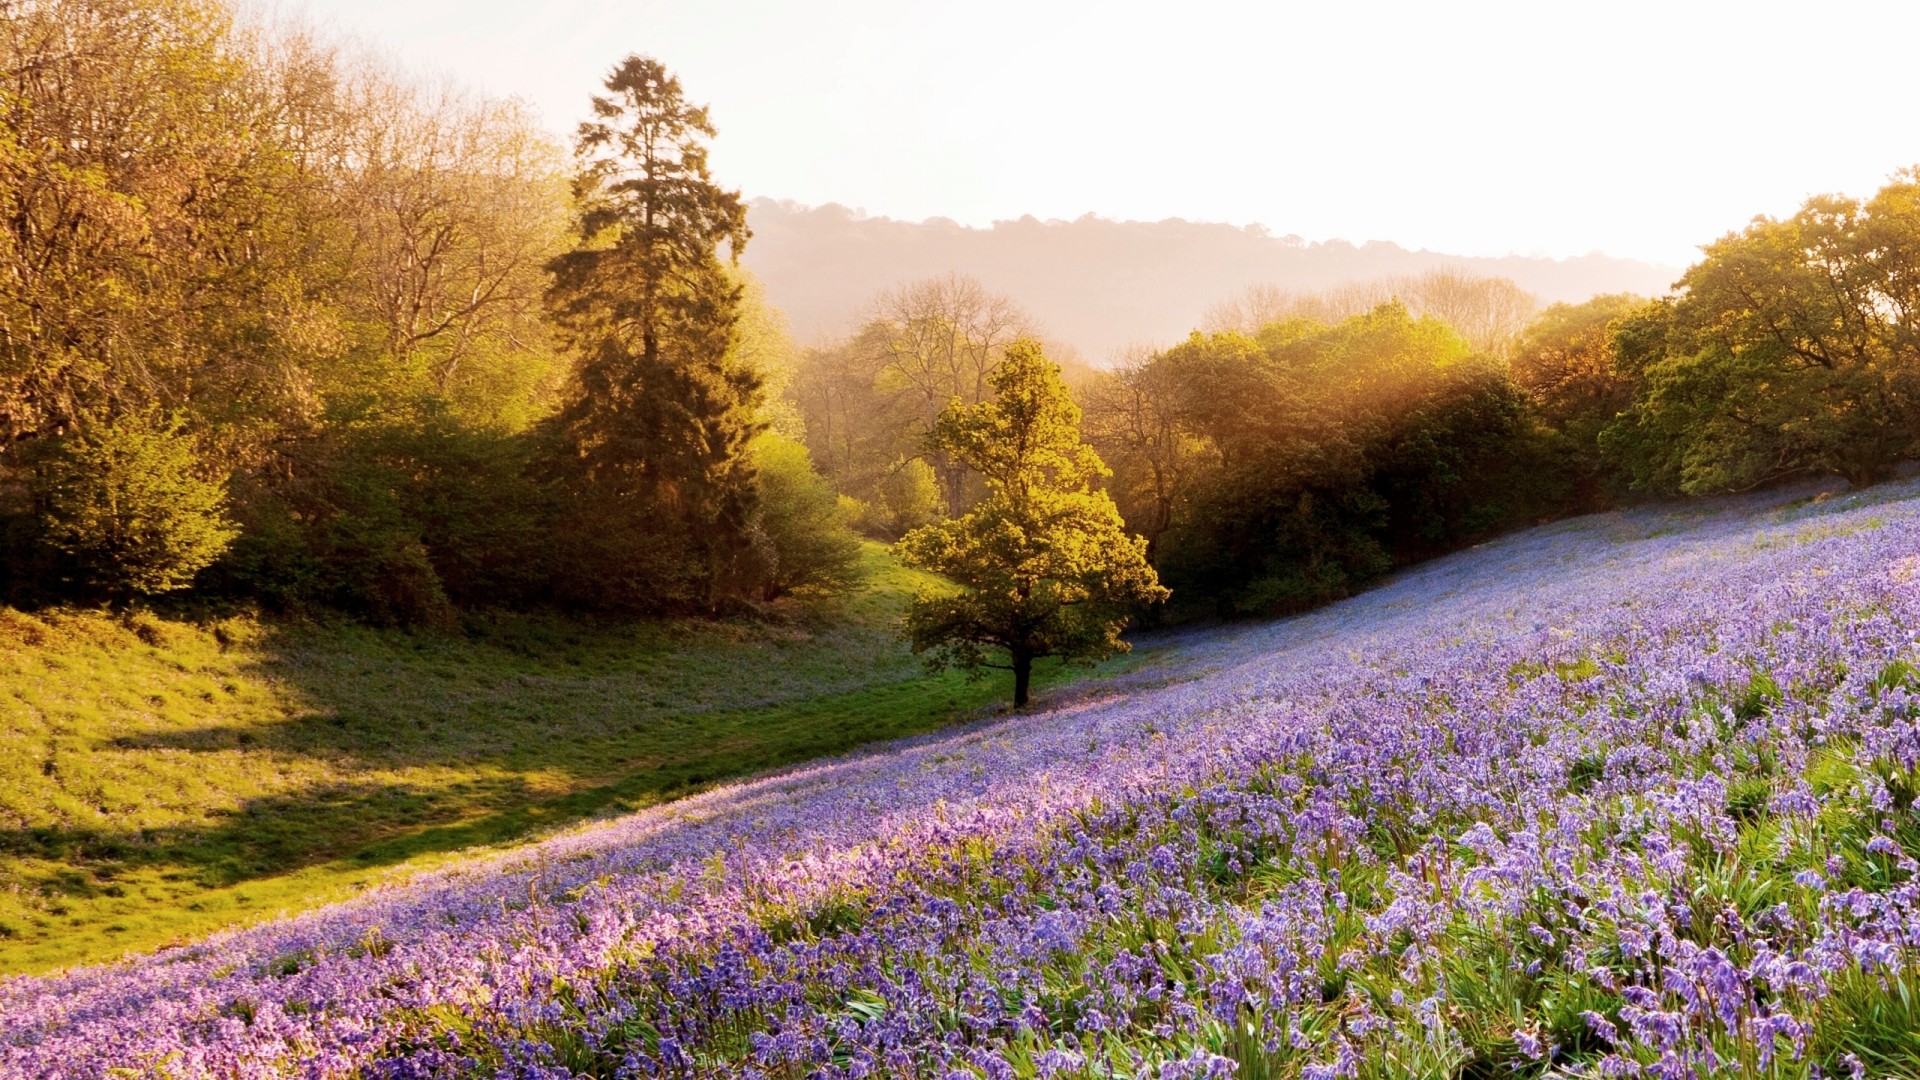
top-left (796, 164), bottom-right (1920, 623)
top-left (8, 0), bottom-right (1920, 648)
top-left (740, 198), bottom-right (1677, 360)
top-left (0, 0), bottom-right (860, 618)
top-left (1202, 270), bottom-right (1541, 357)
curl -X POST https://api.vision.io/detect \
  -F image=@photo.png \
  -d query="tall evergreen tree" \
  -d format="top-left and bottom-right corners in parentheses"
top-left (545, 55), bottom-right (763, 611)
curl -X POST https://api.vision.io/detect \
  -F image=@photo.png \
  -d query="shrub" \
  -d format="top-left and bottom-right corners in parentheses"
top-left (750, 434), bottom-right (864, 600)
top-left (220, 405), bottom-right (550, 625)
top-left (31, 414), bottom-right (237, 599)
top-left (854, 458), bottom-right (943, 539)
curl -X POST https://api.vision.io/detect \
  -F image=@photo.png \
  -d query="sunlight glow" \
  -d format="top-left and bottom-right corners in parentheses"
top-left (264, 0), bottom-right (1920, 269)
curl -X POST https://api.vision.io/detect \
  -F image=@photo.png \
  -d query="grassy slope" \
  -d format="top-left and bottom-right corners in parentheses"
top-left (0, 544), bottom-right (1151, 975)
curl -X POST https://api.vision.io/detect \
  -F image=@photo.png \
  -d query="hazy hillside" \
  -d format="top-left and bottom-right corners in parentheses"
top-left (743, 198), bottom-right (1682, 357)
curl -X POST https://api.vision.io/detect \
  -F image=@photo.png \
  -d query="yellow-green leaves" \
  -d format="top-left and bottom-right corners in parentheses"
top-left (898, 341), bottom-right (1168, 706)
top-left (33, 413), bottom-right (236, 597)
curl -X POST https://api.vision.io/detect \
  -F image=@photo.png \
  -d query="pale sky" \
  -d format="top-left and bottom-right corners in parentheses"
top-left (294, 0), bottom-right (1920, 268)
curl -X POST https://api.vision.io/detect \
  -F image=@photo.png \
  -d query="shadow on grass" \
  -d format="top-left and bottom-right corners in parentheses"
top-left (3, 597), bottom-right (1166, 974)
top-left (1, 776), bottom-right (535, 897)
top-left (27, 661), bottom-right (1050, 910)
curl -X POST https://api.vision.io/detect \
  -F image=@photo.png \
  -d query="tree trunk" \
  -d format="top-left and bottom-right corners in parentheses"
top-left (1012, 650), bottom-right (1033, 708)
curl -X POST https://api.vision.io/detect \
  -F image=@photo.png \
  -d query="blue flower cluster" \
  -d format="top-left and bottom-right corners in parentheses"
top-left (6, 481), bottom-right (1920, 1078)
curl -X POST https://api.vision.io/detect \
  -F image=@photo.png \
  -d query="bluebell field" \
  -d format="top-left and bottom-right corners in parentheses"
top-left (7, 481), bottom-right (1920, 1078)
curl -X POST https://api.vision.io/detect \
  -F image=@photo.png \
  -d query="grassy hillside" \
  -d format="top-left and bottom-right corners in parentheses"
top-left (18, 483), bottom-right (1920, 1077)
top-left (0, 544), bottom-right (1150, 974)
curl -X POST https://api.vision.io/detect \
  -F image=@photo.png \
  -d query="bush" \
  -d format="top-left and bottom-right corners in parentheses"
top-left (751, 434), bottom-right (864, 600)
top-left (220, 404), bottom-right (551, 625)
top-left (854, 458), bottom-right (943, 539)
top-left (31, 414), bottom-right (237, 599)
top-left (543, 493), bottom-right (712, 614)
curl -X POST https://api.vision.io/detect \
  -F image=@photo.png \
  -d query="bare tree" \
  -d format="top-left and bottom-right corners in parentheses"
top-left (1202, 271), bottom-right (1539, 356)
top-left (1405, 269), bottom-right (1538, 357)
top-left (1079, 346), bottom-right (1196, 560)
top-left (331, 68), bottom-right (570, 415)
top-left (863, 274), bottom-right (1036, 513)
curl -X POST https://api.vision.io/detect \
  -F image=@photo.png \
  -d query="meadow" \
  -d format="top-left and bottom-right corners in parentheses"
top-left (0, 544), bottom-right (1140, 975)
top-left (9, 481), bottom-right (1920, 1077)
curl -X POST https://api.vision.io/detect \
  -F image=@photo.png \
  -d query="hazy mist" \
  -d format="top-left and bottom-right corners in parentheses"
top-left (743, 200), bottom-right (1678, 359)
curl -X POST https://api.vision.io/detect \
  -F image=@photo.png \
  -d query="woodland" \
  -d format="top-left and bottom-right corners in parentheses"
top-left (9, 0), bottom-right (1920, 665)
top-left (15, 5), bottom-right (1920, 1076)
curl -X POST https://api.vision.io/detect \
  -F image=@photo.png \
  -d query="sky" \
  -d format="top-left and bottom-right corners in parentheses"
top-left (290, 0), bottom-right (1920, 268)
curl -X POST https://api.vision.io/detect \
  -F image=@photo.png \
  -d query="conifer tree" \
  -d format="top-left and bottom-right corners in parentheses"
top-left (899, 341), bottom-right (1169, 706)
top-left (545, 55), bottom-right (762, 610)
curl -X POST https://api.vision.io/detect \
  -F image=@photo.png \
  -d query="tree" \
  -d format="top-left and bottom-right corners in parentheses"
top-left (789, 276), bottom-right (1036, 525)
top-left (1403, 270), bottom-right (1539, 358)
top-left (1603, 175), bottom-right (1920, 493)
top-left (868, 458), bottom-right (944, 538)
top-left (1126, 305), bottom-right (1553, 616)
top-left (0, 1), bottom-right (590, 617)
top-left (328, 69), bottom-right (571, 427)
top-left (898, 341), bottom-right (1168, 706)
top-left (750, 433), bottom-right (863, 600)
top-left (0, 0), bottom-right (326, 461)
top-left (32, 413), bottom-right (237, 598)
top-left (869, 275), bottom-right (1033, 476)
top-left (1512, 295), bottom-right (1649, 429)
top-left (1202, 271), bottom-right (1538, 356)
top-left (1510, 294), bottom-right (1652, 502)
top-left (1080, 346), bottom-right (1209, 561)
top-left (544, 55), bottom-right (763, 611)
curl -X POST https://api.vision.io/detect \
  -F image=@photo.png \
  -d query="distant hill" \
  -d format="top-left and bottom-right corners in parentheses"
top-left (741, 199), bottom-right (1682, 360)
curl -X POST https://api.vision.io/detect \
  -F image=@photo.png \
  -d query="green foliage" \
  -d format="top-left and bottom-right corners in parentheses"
top-left (851, 458), bottom-right (944, 539)
top-left (30, 414), bottom-right (236, 598)
top-left (750, 433), bottom-right (864, 600)
top-left (0, 0), bottom-right (310, 451)
top-left (898, 341), bottom-right (1169, 706)
top-left (1511, 294), bottom-right (1649, 429)
top-left (0, 0), bottom-right (579, 619)
top-left (1133, 305), bottom-right (1556, 616)
top-left (1510, 293), bottom-right (1652, 504)
top-left (1607, 174), bottom-right (1920, 494)
top-left (13, 1), bottom-right (1920, 639)
top-left (543, 54), bottom-right (765, 613)
top-left (223, 405), bottom-right (552, 625)
top-left (791, 276), bottom-right (1034, 518)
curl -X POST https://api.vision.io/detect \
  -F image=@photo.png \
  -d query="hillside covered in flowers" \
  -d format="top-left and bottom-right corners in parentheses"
top-left (8, 481), bottom-right (1920, 1078)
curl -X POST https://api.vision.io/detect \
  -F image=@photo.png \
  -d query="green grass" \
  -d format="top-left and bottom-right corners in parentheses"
top-left (0, 544), bottom-right (1153, 975)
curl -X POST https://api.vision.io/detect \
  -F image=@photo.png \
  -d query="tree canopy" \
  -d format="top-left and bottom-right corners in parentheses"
top-left (1081, 304), bottom-right (1551, 617)
top-left (0, 10), bottom-right (860, 619)
top-left (542, 54), bottom-right (768, 612)
top-left (1601, 175), bottom-right (1920, 493)
top-left (898, 341), bottom-right (1167, 706)
top-left (31, 414), bottom-right (236, 599)
top-left (8, 1), bottom-right (1920, 644)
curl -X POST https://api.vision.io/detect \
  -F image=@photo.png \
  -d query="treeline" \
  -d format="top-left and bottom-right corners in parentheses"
top-left (1081, 301), bottom-right (1549, 616)
top-left (794, 171), bottom-right (1920, 619)
top-left (10, 0), bottom-right (1920, 632)
top-left (1101, 168), bottom-right (1920, 616)
top-left (0, 0), bottom-right (860, 620)
top-left (740, 198), bottom-right (1676, 360)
